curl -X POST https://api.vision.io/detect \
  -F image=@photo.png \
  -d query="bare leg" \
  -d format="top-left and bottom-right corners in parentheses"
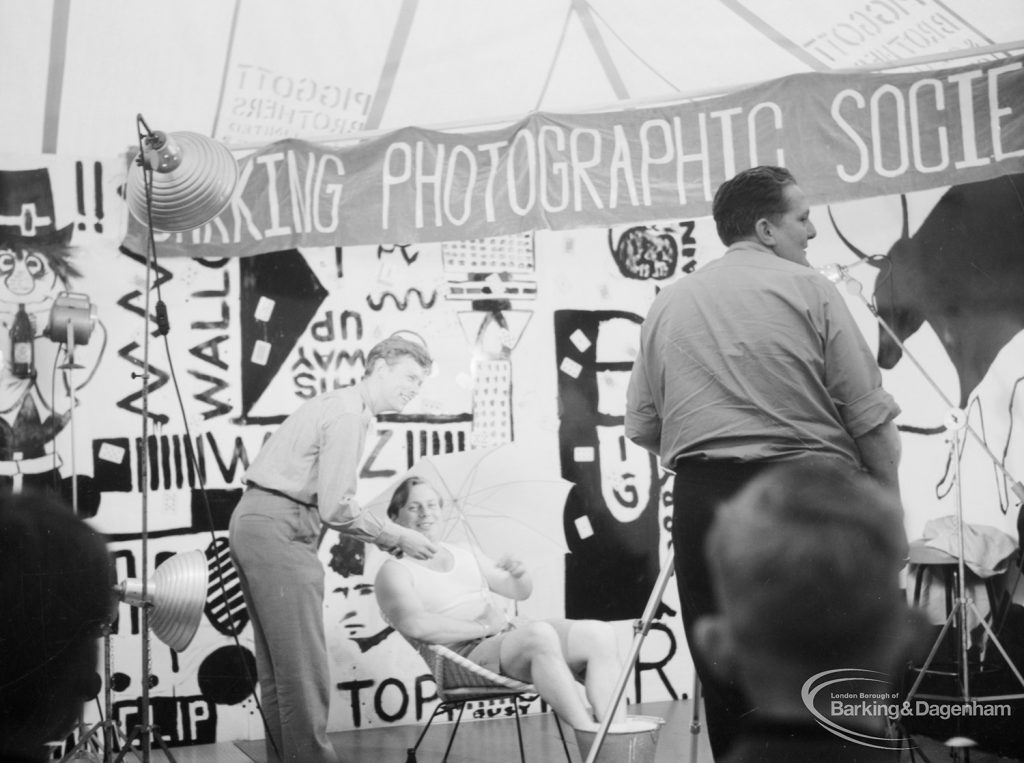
top-left (497, 621), bottom-right (597, 729)
top-left (547, 618), bottom-right (626, 725)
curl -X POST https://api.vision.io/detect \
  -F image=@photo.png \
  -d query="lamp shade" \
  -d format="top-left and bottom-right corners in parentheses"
top-left (117, 549), bottom-right (208, 652)
top-left (45, 292), bottom-right (96, 345)
top-left (126, 131), bottom-right (238, 232)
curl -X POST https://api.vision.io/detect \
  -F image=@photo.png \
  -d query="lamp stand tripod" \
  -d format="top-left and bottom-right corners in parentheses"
top-left (111, 114), bottom-right (178, 763)
top-left (581, 546), bottom-right (706, 763)
top-left (62, 319), bottom-right (81, 515)
top-left (61, 623), bottom-right (130, 763)
top-left (584, 548), bottom-right (677, 763)
top-left (899, 409), bottom-right (1024, 760)
top-left (62, 121), bottom-right (177, 763)
top-left (48, 299), bottom-right (112, 763)
top-left (60, 550), bottom-right (210, 762)
top-left (64, 114), bottom-right (235, 762)
top-left (825, 265), bottom-right (1024, 759)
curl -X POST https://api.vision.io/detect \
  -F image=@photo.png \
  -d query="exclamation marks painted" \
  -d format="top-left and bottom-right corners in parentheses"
top-left (93, 161), bottom-right (104, 232)
top-left (75, 160), bottom-right (105, 233)
top-left (75, 162), bottom-right (85, 228)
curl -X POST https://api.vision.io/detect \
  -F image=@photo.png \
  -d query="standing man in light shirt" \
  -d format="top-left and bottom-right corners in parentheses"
top-left (625, 166), bottom-right (902, 759)
top-left (229, 334), bottom-right (438, 763)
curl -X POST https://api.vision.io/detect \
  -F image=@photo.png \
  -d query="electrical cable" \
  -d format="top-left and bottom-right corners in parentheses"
top-left (146, 259), bottom-right (281, 760)
top-left (50, 343), bottom-right (62, 491)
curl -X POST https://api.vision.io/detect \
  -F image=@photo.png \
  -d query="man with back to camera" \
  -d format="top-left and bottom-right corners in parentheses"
top-left (625, 165), bottom-right (902, 758)
top-left (229, 334), bottom-right (439, 763)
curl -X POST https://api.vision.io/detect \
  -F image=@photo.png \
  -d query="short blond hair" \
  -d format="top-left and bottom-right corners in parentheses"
top-left (364, 335), bottom-right (433, 377)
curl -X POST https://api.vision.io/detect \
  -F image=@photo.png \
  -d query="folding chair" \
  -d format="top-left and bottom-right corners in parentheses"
top-left (405, 641), bottom-right (572, 763)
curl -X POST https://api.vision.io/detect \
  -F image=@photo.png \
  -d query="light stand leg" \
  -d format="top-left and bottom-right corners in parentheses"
top-left (825, 269), bottom-right (1024, 756)
top-left (903, 604), bottom-right (961, 701)
top-left (688, 674), bottom-right (702, 763)
top-left (62, 624), bottom-right (131, 763)
top-left (583, 551), bottom-right (676, 763)
top-left (59, 324), bottom-right (100, 763)
top-left (901, 413), bottom-right (1024, 761)
top-left (902, 421), bottom-right (976, 761)
top-left (952, 415), bottom-right (972, 709)
top-left (116, 720), bottom-right (178, 763)
top-left (65, 322), bottom-right (78, 515)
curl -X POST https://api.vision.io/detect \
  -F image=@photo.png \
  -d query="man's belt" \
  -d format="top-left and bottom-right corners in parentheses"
top-left (245, 481), bottom-right (317, 509)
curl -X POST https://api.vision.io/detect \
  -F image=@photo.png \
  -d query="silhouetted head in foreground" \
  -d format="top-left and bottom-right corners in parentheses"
top-left (0, 490), bottom-right (114, 761)
top-left (695, 461), bottom-right (922, 721)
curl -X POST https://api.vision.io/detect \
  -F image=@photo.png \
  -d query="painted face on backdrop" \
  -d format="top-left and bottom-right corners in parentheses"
top-left (370, 355), bottom-right (427, 413)
top-left (323, 534), bottom-right (394, 653)
top-left (394, 482), bottom-right (444, 542)
top-left (337, 582), bottom-right (378, 641)
top-left (0, 245), bottom-right (63, 303)
top-left (766, 184), bottom-right (816, 266)
top-left (0, 244), bottom-right (68, 338)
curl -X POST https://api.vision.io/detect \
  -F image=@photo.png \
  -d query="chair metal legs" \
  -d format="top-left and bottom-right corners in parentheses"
top-left (403, 695), bottom-right (573, 762)
top-left (552, 713), bottom-right (571, 761)
top-left (511, 700), bottom-right (526, 763)
top-left (405, 701), bottom-right (449, 762)
top-left (442, 702), bottom-right (467, 762)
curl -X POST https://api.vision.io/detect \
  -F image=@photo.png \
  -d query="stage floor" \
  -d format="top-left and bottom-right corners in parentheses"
top-left (136, 699), bottom-right (707, 762)
top-left (130, 698), bottom-right (1021, 763)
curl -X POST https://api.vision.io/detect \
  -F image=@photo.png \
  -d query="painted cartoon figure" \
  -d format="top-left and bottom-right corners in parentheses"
top-left (0, 169), bottom-right (106, 502)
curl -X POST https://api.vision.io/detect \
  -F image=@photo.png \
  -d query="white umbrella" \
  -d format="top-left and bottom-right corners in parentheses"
top-left (365, 442), bottom-right (572, 567)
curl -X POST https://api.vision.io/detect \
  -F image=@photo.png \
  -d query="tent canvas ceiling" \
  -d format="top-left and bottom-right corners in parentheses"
top-left (4, 0), bottom-right (1024, 157)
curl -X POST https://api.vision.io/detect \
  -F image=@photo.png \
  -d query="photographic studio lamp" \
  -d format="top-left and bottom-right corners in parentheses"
top-left (89, 117), bottom-right (238, 763)
top-left (41, 292), bottom-right (97, 518)
top-left (46, 291), bottom-right (96, 354)
top-left (116, 549), bottom-right (209, 653)
top-left (63, 551), bottom-right (209, 763)
top-left (125, 121), bottom-right (238, 232)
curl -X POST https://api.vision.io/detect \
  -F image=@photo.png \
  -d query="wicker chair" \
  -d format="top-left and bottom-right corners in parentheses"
top-left (404, 641), bottom-right (573, 763)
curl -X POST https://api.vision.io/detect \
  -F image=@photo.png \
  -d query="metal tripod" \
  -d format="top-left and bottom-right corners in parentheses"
top-left (899, 410), bottom-right (1024, 760)
top-left (584, 550), bottom-right (704, 763)
top-left (820, 264), bottom-right (1024, 760)
top-left (61, 624), bottom-right (129, 763)
top-left (61, 615), bottom-right (179, 763)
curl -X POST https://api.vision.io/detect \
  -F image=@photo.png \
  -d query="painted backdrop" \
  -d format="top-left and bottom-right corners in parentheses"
top-left (1, 70), bottom-right (1022, 747)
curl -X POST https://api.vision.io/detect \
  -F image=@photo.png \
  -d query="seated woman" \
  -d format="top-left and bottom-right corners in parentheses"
top-left (374, 476), bottom-right (626, 732)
